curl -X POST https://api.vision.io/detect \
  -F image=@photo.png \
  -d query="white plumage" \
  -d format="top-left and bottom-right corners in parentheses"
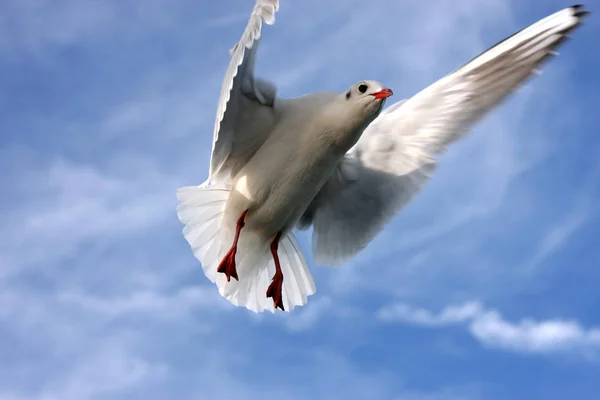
top-left (177, 2), bottom-right (589, 312)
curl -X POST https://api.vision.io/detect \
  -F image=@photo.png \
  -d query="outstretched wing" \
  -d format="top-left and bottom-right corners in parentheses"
top-left (302, 5), bottom-right (589, 266)
top-left (208, 0), bottom-right (280, 181)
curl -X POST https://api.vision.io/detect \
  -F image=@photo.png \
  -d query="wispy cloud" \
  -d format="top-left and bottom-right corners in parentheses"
top-left (470, 310), bottom-right (600, 355)
top-left (379, 302), bottom-right (600, 357)
top-left (0, 156), bottom-right (177, 279)
top-left (1, 0), bottom-right (598, 399)
top-left (378, 302), bottom-right (483, 327)
top-left (522, 156), bottom-right (600, 273)
top-left (58, 286), bottom-right (229, 320)
top-left (37, 338), bottom-right (169, 400)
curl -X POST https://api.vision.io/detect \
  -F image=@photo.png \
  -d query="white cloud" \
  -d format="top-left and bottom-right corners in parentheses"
top-left (378, 302), bottom-right (600, 356)
top-left (378, 302), bottom-right (483, 327)
top-left (470, 311), bottom-right (600, 354)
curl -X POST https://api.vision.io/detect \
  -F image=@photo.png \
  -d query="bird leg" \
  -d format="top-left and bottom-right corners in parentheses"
top-left (266, 232), bottom-right (285, 311)
top-left (217, 210), bottom-right (248, 282)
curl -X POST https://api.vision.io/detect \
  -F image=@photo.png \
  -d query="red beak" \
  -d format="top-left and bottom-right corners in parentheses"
top-left (371, 88), bottom-right (393, 100)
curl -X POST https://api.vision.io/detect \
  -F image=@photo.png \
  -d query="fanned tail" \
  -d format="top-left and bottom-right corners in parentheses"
top-left (176, 182), bottom-right (316, 312)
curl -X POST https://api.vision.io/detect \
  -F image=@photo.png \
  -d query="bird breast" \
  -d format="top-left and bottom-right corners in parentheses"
top-left (228, 117), bottom-right (349, 238)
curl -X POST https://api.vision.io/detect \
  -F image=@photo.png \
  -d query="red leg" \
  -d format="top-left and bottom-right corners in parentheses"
top-left (266, 232), bottom-right (285, 311)
top-left (217, 210), bottom-right (248, 282)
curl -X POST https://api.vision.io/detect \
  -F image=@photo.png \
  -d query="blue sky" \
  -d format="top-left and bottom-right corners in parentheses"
top-left (1, 0), bottom-right (599, 399)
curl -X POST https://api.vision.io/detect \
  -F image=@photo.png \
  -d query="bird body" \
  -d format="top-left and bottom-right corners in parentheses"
top-left (226, 88), bottom-right (387, 239)
top-left (176, 1), bottom-right (589, 312)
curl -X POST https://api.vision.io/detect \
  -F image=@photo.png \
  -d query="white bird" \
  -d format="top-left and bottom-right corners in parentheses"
top-left (177, 2), bottom-right (589, 312)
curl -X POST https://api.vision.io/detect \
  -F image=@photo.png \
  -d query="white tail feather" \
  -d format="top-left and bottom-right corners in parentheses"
top-left (176, 183), bottom-right (316, 313)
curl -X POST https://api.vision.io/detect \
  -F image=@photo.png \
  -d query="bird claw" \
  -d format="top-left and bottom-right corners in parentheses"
top-left (217, 248), bottom-right (239, 282)
top-left (266, 272), bottom-right (284, 311)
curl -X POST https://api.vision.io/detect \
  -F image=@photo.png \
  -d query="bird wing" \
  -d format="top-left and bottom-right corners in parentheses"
top-left (301, 5), bottom-right (589, 266)
top-left (208, 0), bottom-right (280, 181)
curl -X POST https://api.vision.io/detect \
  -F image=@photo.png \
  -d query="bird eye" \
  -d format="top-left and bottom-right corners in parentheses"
top-left (358, 84), bottom-right (368, 94)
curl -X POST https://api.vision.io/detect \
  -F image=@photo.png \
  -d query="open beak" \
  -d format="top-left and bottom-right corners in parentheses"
top-left (371, 88), bottom-right (393, 100)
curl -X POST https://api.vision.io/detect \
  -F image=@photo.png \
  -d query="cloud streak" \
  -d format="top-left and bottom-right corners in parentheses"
top-left (378, 302), bottom-right (600, 356)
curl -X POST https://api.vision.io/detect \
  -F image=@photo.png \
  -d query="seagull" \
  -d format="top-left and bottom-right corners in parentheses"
top-left (177, 2), bottom-right (589, 312)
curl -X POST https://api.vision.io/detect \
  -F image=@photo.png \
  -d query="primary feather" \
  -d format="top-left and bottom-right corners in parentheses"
top-left (304, 5), bottom-right (589, 266)
top-left (209, 0), bottom-right (280, 180)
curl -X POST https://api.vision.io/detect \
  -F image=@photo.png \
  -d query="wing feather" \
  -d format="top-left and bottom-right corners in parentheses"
top-left (208, 0), bottom-right (280, 180)
top-left (305, 5), bottom-right (589, 266)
